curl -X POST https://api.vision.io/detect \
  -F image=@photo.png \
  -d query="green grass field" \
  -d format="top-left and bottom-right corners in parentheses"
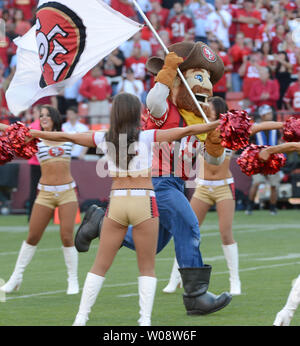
top-left (1, 210), bottom-right (300, 326)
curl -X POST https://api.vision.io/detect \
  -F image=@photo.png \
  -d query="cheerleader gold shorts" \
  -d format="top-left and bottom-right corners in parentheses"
top-left (35, 182), bottom-right (78, 209)
top-left (193, 178), bottom-right (235, 205)
top-left (106, 189), bottom-right (159, 227)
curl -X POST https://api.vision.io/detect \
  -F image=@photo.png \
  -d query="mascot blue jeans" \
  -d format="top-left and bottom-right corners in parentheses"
top-left (123, 176), bottom-right (204, 268)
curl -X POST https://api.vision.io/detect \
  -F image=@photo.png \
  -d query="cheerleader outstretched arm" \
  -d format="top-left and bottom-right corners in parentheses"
top-left (30, 130), bottom-right (97, 147)
top-left (259, 142), bottom-right (300, 161)
top-left (30, 121), bottom-right (219, 146)
top-left (0, 122), bottom-right (97, 147)
top-left (0, 119), bottom-right (219, 147)
top-left (250, 121), bottom-right (283, 136)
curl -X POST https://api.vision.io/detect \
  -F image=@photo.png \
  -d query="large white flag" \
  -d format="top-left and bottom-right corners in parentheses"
top-left (6, 0), bottom-right (142, 116)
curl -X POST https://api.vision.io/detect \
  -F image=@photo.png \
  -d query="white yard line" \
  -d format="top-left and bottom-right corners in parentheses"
top-left (1, 223), bottom-right (299, 256)
top-left (3, 261), bottom-right (300, 301)
top-left (0, 247), bottom-right (64, 256)
top-left (0, 223), bottom-right (299, 234)
top-left (4, 280), bottom-right (159, 301)
top-left (0, 226), bottom-right (59, 233)
top-left (226, 261), bottom-right (300, 273)
top-left (0, 245), bottom-right (99, 256)
top-left (257, 253), bottom-right (300, 261)
top-left (155, 254), bottom-right (252, 262)
top-left (117, 293), bottom-right (139, 298)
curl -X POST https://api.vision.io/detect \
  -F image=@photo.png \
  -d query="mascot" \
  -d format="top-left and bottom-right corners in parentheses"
top-left (76, 41), bottom-right (232, 315)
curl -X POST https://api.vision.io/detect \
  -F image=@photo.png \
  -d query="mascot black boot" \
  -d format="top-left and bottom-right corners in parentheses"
top-left (179, 265), bottom-right (232, 315)
top-left (74, 205), bottom-right (105, 252)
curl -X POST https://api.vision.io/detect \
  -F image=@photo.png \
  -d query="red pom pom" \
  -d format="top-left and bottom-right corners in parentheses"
top-left (237, 144), bottom-right (286, 176)
top-left (283, 117), bottom-right (300, 142)
top-left (237, 144), bottom-right (262, 176)
top-left (0, 136), bottom-right (14, 165)
top-left (4, 122), bottom-right (39, 159)
top-left (218, 110), bottom-right (252, 150)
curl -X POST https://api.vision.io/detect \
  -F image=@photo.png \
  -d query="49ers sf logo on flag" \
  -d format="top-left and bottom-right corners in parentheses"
top-left (36, 2), bottom-right (86, 88)
top-left (6, 0), bottom-right (142, 116)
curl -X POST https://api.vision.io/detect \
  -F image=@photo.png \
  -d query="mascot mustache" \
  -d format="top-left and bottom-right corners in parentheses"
top-left (175, 84), bottom-right (212, 118)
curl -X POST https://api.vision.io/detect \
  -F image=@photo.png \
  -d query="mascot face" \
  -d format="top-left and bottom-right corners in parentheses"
top-left (171, 68), bottom-right (213, 118)
top-left (146, 42), bottom-right (224, 120)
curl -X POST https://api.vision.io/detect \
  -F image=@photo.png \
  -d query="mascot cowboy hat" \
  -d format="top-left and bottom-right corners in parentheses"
top-left (146, 41), bottom-right (224, 85)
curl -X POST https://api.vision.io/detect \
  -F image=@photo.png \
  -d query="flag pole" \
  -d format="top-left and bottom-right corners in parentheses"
top-left (132, 0), bottom-right (210, 123)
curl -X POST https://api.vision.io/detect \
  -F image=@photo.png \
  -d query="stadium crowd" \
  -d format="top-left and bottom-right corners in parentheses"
top-left (1, 1), bottom-right (300, 327)
top-left (1, 0), bottom-right (300, 127)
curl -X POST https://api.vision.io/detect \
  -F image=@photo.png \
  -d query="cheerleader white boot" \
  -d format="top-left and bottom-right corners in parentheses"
top-left (273, 275), bottom-right (300, 326)
top-left (162, 257), bottom-right (182, 293)
top-left (62, 246), bottom-right (79, 295)
top-left (0, 241), bottom-right (37, 293)
top-left (73, 272), bottom-right (105, 326)
top-left (222, 243), bottom-right (241, 295)
top-left (138, 276), bottom-right (157, 326)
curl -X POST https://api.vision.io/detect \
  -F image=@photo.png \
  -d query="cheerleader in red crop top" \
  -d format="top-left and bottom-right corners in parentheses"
top-left (0, 106), bottom-right (79, 297)
top-left (25, 92), bottom-right (219, 326)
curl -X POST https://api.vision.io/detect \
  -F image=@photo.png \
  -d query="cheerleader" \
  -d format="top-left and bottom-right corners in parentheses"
top-left (24, 92), bottom-right (219, 326)
top-left (0, 106), bottom-right (79, 295)
top-left (163, 97), bottom-right (284, 296)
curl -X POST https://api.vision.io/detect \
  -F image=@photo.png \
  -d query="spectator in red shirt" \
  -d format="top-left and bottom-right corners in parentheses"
top-left (271, 24), bottom-right (286, 54)
top-left (285, 32), bottom-right (298, 72)
top-left (0, 35), bottom-right (11, 69)
top-left (271, 1), bottom-right (285, 25)
top-left (290, 47), bottom-right (300, 79)
top-left (111, 0), bottom-right (137, 20)
top-left (9, 0), bottom-right (37, 21)
top-left (283, 68), bottom-right (300, 113)
top-left (255, 0), bottom-right (270, 20)
top-left (228, 31), bottom-right (251, 92)
top-left (1, 9), bottom-right (12, 27)
top-left (141, 12), bottom-right (172, 56)
top-left (260, 41), bottom-right (272, 65)
top-left (222, 0), bottom-right (239, 45)
top-left (234, 0), bottom-right (261, 41)
top-left (79, 65), bottom-right (112, 125)
top-left (102, 48), bottom-right (125, 96)
top-left (0, 64), bottom-right (8, 113)
top-left (125, 43), bottom-right (148, 80)
top-left (209, 39), bottom-right (232, 99)
top-left (283, 0), bottom-right (298, 12)
top-left (14, 8), bottom-right (31, 36)
top-left (249, 67), bottom-right (280, 109)
top-left (238, 51), bottom-right (267, 99)
top-left (244, 36), bottom-right (255, 53)
top-left (167, 2), bottom-right (194, 44)
top-left (147, 0), bottom-right (170, 27)
top-left (285, 3), bottom-right (298, 32)
top-left (255, 12), bottom-right (276, 49)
